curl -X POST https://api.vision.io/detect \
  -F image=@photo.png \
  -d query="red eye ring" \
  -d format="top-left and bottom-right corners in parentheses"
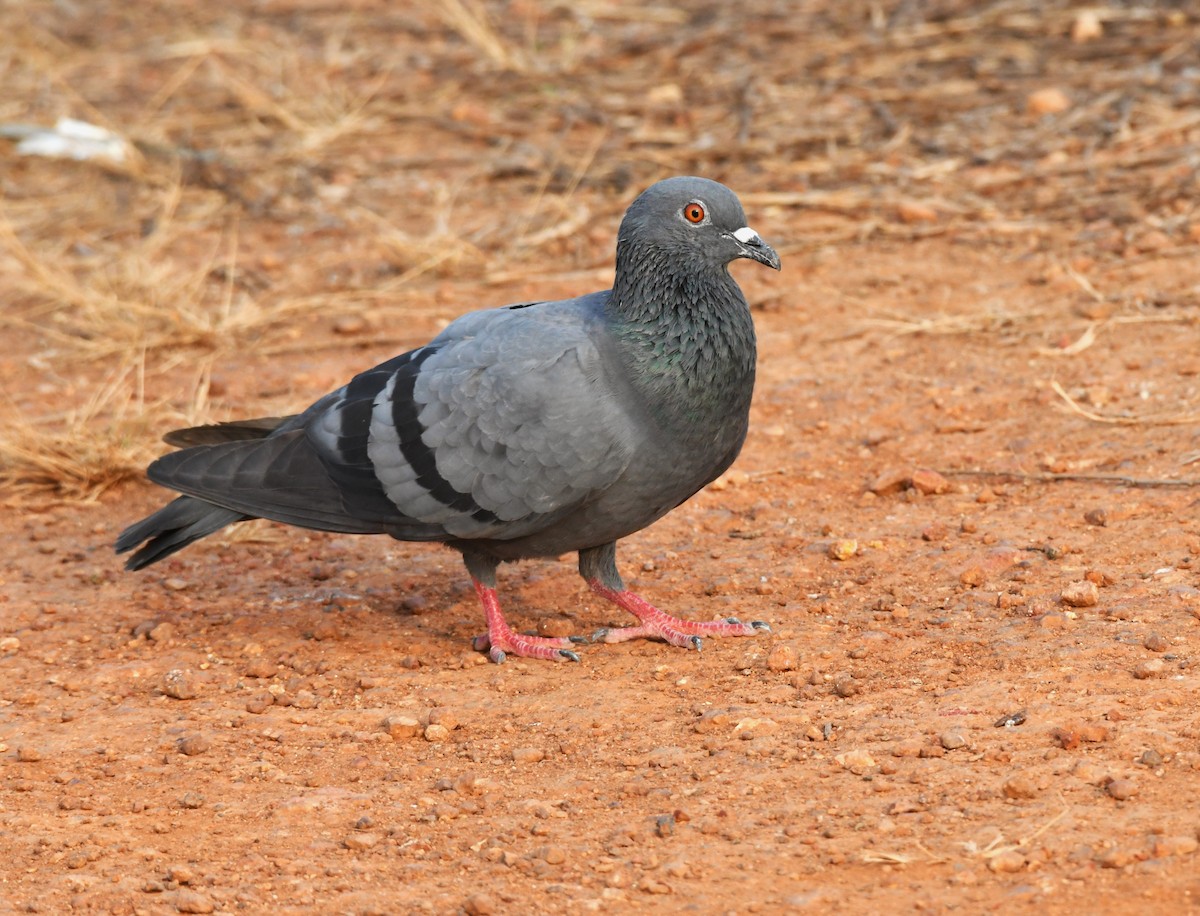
top-left (683, 202), bottom-right (705, 223)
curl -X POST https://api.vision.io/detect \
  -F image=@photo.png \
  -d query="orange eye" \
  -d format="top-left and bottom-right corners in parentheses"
top-left (683, 202), bottom-right (705, 223)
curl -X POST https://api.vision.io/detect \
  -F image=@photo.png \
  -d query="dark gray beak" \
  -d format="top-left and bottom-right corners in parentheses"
top-left (731, 226), bottom-right (781, 270)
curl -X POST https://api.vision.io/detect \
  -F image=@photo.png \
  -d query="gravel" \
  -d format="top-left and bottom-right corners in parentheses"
top-left (162, 669), bottom-right (200, 700)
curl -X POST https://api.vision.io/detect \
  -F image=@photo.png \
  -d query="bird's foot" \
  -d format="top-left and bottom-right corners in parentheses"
top-left (470, 578), bottom-right (581, 663)
top-left (471, 629), bottom-right (580, 664)
top-left (587, 581), bottom-right (770, 650)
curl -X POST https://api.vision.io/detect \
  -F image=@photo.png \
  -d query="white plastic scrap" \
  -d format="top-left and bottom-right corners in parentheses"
top-left (1, 117), bottom-right (130, 164)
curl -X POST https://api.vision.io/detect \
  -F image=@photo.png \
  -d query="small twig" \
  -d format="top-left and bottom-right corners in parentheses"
top-left (941, 469), bottom-right (1200, 489)
top-left (978, 795), bottom-right (1070, 861)
top-left (1051, 380), bottom-right (1200, 427)
top-left (1039, 321), bottom-right (1099, 357)
top-left (1063, 263), bottom-right (1106, 303)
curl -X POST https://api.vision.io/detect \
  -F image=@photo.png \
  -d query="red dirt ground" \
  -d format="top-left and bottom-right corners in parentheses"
top-left (3, 2), bottom-right (1200, 914)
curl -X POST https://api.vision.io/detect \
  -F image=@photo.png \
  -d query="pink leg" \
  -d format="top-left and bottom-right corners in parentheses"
top-left (470, 579), bottom-right (581, 664)
top-left (587, 580), bottom-right (770, 650)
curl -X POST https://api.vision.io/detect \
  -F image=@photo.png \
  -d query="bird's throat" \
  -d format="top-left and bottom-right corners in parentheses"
top-left (609, 263), bottom-right (757, 442)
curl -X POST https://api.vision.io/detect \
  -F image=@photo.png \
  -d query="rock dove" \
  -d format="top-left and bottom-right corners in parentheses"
top-left (116, 176), bottom-right (781, 663)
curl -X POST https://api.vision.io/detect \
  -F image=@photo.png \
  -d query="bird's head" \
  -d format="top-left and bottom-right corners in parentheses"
top-left (617, 176), bottom-right (781, 274)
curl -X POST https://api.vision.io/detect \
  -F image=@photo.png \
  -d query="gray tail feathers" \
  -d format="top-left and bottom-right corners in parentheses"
top-left (115, 496), bottom-right (248, 570)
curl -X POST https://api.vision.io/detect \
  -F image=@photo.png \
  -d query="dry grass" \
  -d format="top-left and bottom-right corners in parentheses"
top-left (0, 360), bottom-right (210, 502)
top-left (432, 0), bottom-right (529, 73)
top-left (1, 0), bottom-right (1197, 502)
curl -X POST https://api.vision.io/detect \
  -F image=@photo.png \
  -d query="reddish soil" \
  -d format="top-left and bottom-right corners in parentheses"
top-left (3, 2), bottom-right (1200, 914)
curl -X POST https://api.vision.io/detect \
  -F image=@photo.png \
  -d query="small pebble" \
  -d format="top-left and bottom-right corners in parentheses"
top-left (383, 715), bottom-right (421, 739)
top-left (343, 832), bottom-right (379, 851)
top-left (828, 539), bottom-right (858, 561)
top-left (1073, 760), bottom-right (1108, 785)
top-left (463, 893), bottom-right (497, 916)
top-left (1143, 633), bottom-right (1169, 653)
top-left (1096, 847), bottom-right (1131, 869)
top-left (1105, 778), bottom-right (1137, 801)
top-left (921, 522), bottom-right (948, 542)
top-left (869, 468), bottom-right (911, 495)
top-left (16, 746), bottom-right (43, 762)
top-left (648, 746), bottom-right (685, 768)
top-left (766, 644), bottom-right (797, 671)
top-left (162, 669), bottom-right (199, 700)
top-left (148, 621), bottom-right (175, 642)
top-left (427, 708), bottom-right (459, 730)
top-left (1132, 659), bottom-right (1165, 680)
top-left (910, 469), bottom-right (950, 495)
top-left (693, 709), bottom-right (733, 734)
top-left (245, 693), bottom-right (273, 714)
top-left (662, 857), bottom-right (689, 878)
top-left (132, 619), bottom-right (158, 639)
top-left (542, 845), bottom-right (567, 865)
top-left (988, 850), bottom-right (1026, 873)
top-left (959, 565), bottom-right (986, 588)
top-left (179, 792), bottom-right (205, 809)
top-left (1027, 87), bottom-right (1071, 115)
top-left (309, 618), bottom-right (338, 641)
top-left (243, 658), bottom-right (276, 679)
top-left (177, 734), bottom-right (211, 757)
top-left (332, 315), bottom-right (367, 335)
top-left (399, 595), bottom-right (428, 615)
top-left (174, 890), bottom-right (215, 914)
top-left (423, 724), bottom-right (450, 743)
top-left (940, 729), bottom-right (968, 750)
top-left (833, 674), bottom-right (860, 698)
top-left (897, 201), bottom-right (938, 224)
top-left (994, 710), bottom-right (1026, 728)
top-left (1072, 9), bottom-right (1104, 42)
top-left (1061, 581), bottom-right (1099, 608)
top-left (164, 577), bottom-right (189, 592)
top-left (1078, 723), bottom-right (1110, 742)
top-left (733, 717), bottom-right (779, 740)
top-left (836, 749), bottom-right (876, 772)
top-left (0, 636), bottom-right (21, 652)
top-left (1137, 749), bottom-right (1163, 767)
top-left (1002, 776), bottom-right (1038, 799)
top-left (512, 747), bottom-right (545, 765)
top-left (1083, 507), bottom-right (1108, 526)
top-left (1152, 835), bottom-right (1199, 858)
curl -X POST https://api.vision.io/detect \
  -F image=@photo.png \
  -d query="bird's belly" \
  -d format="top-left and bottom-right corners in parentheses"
top-left (470, 440), bottom-right (737, 561)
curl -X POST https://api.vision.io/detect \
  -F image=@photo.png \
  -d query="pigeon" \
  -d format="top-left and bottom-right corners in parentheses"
top-left (116, 176), bottom-right (781, 663)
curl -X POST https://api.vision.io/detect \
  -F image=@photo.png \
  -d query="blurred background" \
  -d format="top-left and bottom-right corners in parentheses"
top-left (4, 5), bottom-right (1200, 914)
top-left (2, 0), bottom-right (1197, 498)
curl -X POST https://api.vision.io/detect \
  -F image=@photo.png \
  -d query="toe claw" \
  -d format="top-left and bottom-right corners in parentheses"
top-left (590, 628), bottom-right (610, 643)
top-left (689, 635), bottom-right (702, 651)
top-left (488, 647), bottom-right (507, 664)
top-left (472, 634), bottom-right (490, 652)
top-left (568, 635), bottom-right (589, 645)
top-left (724, 616), bottom-right (743, 625)
top-left (751, 620), bottom-right (772, 632)
top-left (559, 649), bottom-right (581, 662)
